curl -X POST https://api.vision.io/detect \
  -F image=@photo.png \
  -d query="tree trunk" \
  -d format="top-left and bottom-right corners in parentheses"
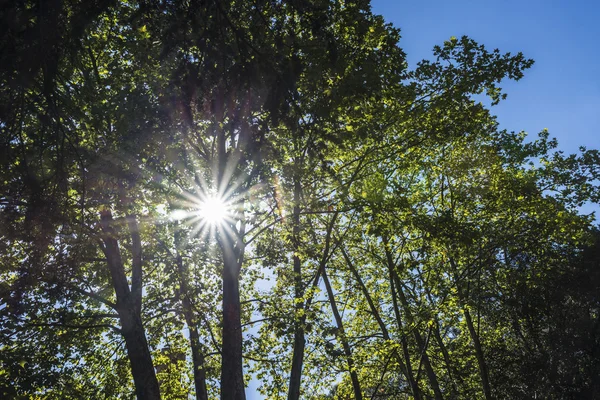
top-left (214, 120), bottom-right (246, 399)
top-left (432, 320), bottom-right (461, 397)
top-left (393, 272), bottom-right (443, 400)
top-left (177, 256), bottom-right (209, 400)
top-left (288, 257), bottom-right (324, 400)
top-left (220, 249), bottom-right (246, 400)
top-left (288, 325), bottom-right (305, 400)
top-left (389, 269), bottom-right (422, 400)
top-left (118, 306), bottom-right (162, 400)
top-left (383, 238), bottom-right (442, 400)
top-left (99, 210), bottom-right (160, 400)
top-left (449, 257), bottom-right (492, 400)
top-left (322, 266), bottom-right (363, 400)
top-left (421, 272), bottom-right (461, 397)
top-left (288, 177), bottom-right (305, 400)
top-left (464, 307), bottom-right (492, 400)
top-left (289, 205), bottom-right (338, 399)
top-left (341, 246), bottom-right (420, 399)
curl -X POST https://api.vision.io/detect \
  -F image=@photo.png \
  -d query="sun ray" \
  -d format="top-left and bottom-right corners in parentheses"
top-left (197, 195), bottom-right (229, 225)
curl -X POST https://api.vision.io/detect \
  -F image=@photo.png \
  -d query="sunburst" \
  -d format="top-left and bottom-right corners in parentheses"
top-left (170, 189), bottom-right (234, 241)
top-left (197, 195), bottom-right (229, 226)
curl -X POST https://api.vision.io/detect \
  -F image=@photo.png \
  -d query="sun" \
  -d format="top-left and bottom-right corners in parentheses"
top-left (169, 190), bottom-right (235, 242)
top-left (197, 195), bottom-right (229, 226)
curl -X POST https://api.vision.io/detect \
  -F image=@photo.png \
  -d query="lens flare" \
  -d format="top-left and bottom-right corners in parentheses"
top-left (197, 195), bottom-right (229, 225)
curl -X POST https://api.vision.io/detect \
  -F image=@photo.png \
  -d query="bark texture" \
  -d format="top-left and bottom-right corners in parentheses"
top-left (99, 210), bottom-right (160, 400)
top-left (288, 178), bottom-right (305, 400)
top-left (220, 244), bottom-right (246, 400)
top-left (177, 255), bottom-right (209, 400)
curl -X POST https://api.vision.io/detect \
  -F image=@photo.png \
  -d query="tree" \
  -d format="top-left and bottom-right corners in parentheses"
top-left (2, 1), bottom-right (599, 399)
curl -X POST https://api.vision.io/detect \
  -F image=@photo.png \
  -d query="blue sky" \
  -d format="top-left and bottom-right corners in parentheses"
top-left (247, 2), bottom-right (599, 397)
top-left (372, 0), bottom-right (600, 154)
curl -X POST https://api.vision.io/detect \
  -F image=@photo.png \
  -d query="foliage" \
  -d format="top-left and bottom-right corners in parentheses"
top-left (1, 1), bottom-right (599, 399)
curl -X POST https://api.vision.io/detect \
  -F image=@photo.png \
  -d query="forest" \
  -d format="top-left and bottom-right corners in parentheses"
top-left (1, 1), bottom-right (599, 399)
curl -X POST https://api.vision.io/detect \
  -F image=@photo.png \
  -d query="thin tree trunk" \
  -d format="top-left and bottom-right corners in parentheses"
top-left (340, 246), bottom-right (421, 399)
top-left (99, 210), bottom-right (160, 400)
top-left (321, 266), bottom-right (363, 400)
top-left (449, 257), bottom-right (492, 400)
top-left (287, 323), bottom-right (305, 400)
top-left (288, 208), bottom-right (338, 398)
top-left (383, 238), bottom-right (443, 400)
top-left (389, 269), bottom-right (422, 400)
top-left (432, 320), bottom-right (461, 397)
top-left (177, 255), bottom-right (209, 400)
top-left (420, 268), bottom-right (461, 397)
top-left (288, 177), bottom-right (305, 400)
top-left (126, 215), bottom-right (143, 315)
top-left (463, 307), bottom-right (492, 400)
top-left (393, 272), bottom-right (443, 400)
